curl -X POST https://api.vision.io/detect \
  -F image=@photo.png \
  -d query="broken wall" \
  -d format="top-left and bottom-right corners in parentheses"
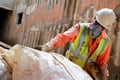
top-left (7, 0), bottom-right (75, 54)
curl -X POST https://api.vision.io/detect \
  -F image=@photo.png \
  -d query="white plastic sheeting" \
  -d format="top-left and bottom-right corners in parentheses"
top-left (1, 44), bottom-right (92, 80)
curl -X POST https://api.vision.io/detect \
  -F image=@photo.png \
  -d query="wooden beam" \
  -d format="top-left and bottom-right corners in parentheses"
top-left (0, 41), bottom-right (12, 49)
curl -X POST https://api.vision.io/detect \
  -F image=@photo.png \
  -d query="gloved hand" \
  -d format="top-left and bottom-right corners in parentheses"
top-left (41, 44), bottom-right (52, 52)
top-left (34, 42), bottom-right (54, 52)
top-left (100, 64), bottom-right (109, 80)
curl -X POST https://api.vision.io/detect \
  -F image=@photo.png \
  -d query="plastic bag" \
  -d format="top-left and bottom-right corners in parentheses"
top-left (4, 44), bottom-right (93, 80)
top-left (0, 59), bottom-right (12, 80)
top-left (0, 47), bottom-right (12, 80)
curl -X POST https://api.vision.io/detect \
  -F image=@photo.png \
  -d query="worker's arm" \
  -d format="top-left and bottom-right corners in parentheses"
top-left (41, 23), bottom-right (80, 51)
top-left (50, 24), bottom-right (80, 49)
top-left (96, 41), bottom-right (111, 78)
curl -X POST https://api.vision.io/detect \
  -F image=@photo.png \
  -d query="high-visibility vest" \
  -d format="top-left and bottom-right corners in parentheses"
top-left (70, 24), bottom-right (109, 68)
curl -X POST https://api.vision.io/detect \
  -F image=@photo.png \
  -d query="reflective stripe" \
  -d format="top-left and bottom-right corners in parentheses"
top-left (99, 39), bottom-right (108, 54)
top-left (76, 27), bottom-right (86, 53)
top-left (90, 38), bottom-right (109, 61)
top-left (70, 48), bottom-right (87, 61)
top-left (70, 25), bottom-right (87, 61)
top-left (70, 23), bottom-right (109, 67)
top-left (72, 25), bottom-right (85, 50)
top-left (70, 48), bottom-right (95, 62)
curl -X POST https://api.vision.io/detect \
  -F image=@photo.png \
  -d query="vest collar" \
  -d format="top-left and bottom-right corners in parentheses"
top-left (102, 29), bottom-right (107, 39)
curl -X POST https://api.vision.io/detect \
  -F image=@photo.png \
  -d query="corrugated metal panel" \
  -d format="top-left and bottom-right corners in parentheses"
top-left (0, 0), bottom-right (14, 10)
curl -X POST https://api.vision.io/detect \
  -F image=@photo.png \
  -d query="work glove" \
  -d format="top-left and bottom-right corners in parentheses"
top-left (100, 64), bottom-right (109, 80)
top-left (34, 42), bottom-right (54, 52)
top-left (41, 43), bottom-right (52, 52)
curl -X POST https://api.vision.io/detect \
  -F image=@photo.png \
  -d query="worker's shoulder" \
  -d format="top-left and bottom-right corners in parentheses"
top-left (74, 23), bottom-right (91, 27)
top-left (106, 34), bottom-right (111, 42)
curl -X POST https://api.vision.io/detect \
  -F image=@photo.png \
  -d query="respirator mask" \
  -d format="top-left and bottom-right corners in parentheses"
top-left (89, 24), bottom-right (103, 39)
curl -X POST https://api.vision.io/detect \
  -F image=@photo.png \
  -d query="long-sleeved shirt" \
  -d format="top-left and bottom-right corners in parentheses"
top-left (49, 23), bottom-right (110, 68)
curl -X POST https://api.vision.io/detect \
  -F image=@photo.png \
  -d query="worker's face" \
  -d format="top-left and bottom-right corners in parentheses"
top-left (89, 24), bottom-right (103, 39)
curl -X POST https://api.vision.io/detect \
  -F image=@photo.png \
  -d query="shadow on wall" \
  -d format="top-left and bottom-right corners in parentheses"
top-left (0, 8), bottom-right (12, 44)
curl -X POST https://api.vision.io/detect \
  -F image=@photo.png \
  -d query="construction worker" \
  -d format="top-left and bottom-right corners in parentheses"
top-left (35, 8), bottom-right (116, 80)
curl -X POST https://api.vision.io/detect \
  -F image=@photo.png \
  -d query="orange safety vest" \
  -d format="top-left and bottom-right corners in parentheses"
top-left (69, 24), bottom-right (109, 68)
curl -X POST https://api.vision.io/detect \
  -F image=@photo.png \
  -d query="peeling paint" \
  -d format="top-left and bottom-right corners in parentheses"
top-left (26, 4), bottom-right (37, 15)
top-left (30, 25), bottom-right (39, 31)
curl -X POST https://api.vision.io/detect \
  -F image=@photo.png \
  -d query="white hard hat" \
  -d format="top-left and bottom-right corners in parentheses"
top-left (96, 8), bottom-right (116, 30)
